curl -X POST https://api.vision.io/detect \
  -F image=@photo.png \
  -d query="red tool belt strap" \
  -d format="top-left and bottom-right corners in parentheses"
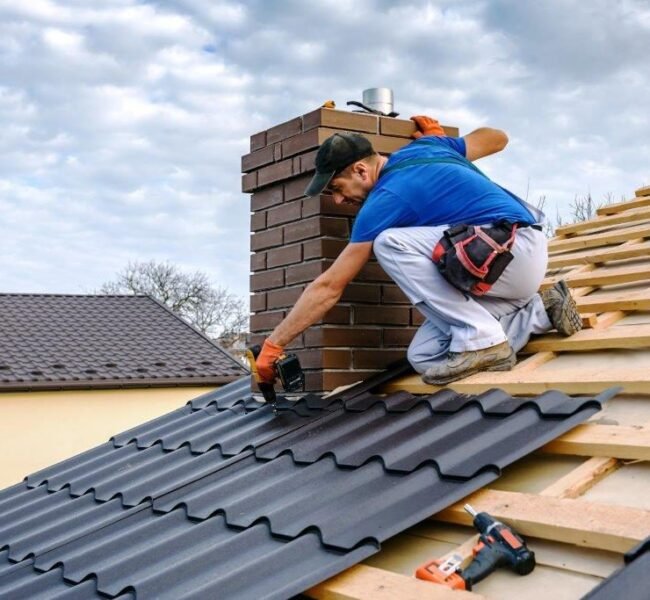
top-left (432, 223), bottom-right (519, 296)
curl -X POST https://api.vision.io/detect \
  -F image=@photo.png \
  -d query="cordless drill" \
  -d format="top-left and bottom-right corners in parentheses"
top-left (416, 504), bottom-right (535, 590)
top-left (246, 345), bottom-right (304, 412)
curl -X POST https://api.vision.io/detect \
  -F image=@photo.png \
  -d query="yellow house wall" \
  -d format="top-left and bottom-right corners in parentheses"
top-left (0, 386), bottom-right (217, 488)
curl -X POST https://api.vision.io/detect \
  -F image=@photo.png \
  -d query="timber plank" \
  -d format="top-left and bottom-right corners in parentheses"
top-left (547, 264), bottom-right (650, 288)
top-left (306, 564), bottom-right (483, 600)
top-left (521, 323), bottom-right (650, 353)
top-left (539, 457), bottom-right (620, 499)
top-left (435, 489), bottom-right (650, 553)
top-left (381, 367), bottom-right (650, 396)
top-left (541, 424), bottom-right (650, 460)
top-left (555, 206), bottom-right (650, 237)
top-left (547, 241), bottom-right (650, 269)
top-left (636, 185), bottom-right (650, 197)
top-left (576, 292), bottom-right (650, 313)
top-left (597, 195), bottom-right (650, 215)
top-left (547, 223), bottom-right (650, 254)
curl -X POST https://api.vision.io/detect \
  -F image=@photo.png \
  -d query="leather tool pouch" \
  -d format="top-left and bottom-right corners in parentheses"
top-left (432, 222), bottom-right (518, 296)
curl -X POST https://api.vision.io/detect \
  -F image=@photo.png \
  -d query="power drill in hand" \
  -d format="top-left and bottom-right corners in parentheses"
top-left (416, 504), bottom-right (535, 590)
top-left (246, 345), bottom-right (304, 413)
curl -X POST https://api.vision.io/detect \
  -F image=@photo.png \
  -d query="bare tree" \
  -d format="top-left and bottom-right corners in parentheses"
top-left (100, 260), bottom-right (248, 342)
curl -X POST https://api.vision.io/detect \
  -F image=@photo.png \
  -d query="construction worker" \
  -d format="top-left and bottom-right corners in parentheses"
top-left (255, 116), bottom-right (582, 385)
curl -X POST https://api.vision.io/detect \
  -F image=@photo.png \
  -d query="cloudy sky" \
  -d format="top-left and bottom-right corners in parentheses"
top-left (1, 0), bottom-right (648, 300)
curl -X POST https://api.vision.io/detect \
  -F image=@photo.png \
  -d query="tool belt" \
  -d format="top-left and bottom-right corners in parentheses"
top-left (432, 222), bottom-right (519, 296)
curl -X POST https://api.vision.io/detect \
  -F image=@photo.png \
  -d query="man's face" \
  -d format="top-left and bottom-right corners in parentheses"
top-left (325, 162), bottom-right (374, 206)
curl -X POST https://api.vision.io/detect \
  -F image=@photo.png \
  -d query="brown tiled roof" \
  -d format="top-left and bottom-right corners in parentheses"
top-left (0, 294), bottom-right (248, 391)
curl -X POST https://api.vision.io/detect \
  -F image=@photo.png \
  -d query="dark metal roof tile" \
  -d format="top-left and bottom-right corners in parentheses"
top-left (33, 509), bottom-right (376, 600)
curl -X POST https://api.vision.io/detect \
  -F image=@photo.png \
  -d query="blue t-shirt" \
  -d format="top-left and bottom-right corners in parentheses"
top-left (350, 136), bottom-right (535, 243)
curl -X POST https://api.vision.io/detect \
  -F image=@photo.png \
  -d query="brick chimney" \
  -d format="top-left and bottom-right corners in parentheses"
top-left (243, 107), bottom-right (459, 392)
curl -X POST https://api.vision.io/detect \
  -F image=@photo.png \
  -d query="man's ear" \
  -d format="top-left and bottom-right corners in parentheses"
top-left (353, 160), bottom-right (370, 179)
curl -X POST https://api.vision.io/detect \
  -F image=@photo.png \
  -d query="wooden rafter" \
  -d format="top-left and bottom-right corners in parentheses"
top-left (541, 424), bottom-right (650, 461)
top-left (435, 489), bottom-right (650, 553)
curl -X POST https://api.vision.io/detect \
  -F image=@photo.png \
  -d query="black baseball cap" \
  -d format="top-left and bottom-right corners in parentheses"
top-left (304, 132), bottom-right (375, 197)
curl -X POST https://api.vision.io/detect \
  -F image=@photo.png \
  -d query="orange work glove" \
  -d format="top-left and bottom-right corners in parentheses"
top-left (410, 115), bottom-right (445, 139)
top-left (256, 338), bottom-right (284, 383)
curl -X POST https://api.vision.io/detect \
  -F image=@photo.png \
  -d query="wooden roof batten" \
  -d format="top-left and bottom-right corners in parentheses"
top-left (308, 188), bottom-right (650, 598)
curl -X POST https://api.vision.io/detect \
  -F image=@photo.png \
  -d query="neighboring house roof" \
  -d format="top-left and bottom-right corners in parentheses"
top-left (0, 294), bottom-right (247, 391)
top-left (0, 372), bottom-right (608, 599)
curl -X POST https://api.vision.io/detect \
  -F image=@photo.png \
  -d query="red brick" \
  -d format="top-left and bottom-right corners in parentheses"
top-left (353, 349), bottom-right (406, 369)
top-left (281, 128), bottom-right (320, 159)
top-left (284, 173), bottom-right (312, 201)
top-left (273, 143), bottom-right (282, 162)
top-left (267, 202), bottom-right (301, 227)
top-left (297, 348), bottom-right (352, 370)
top-left (383, 328), bottom-right (418, 346)
top-left (340, 283), bottom-right (381, 303)
top-left (285, 260), bottom-right (332, 285)
top-left (249, 333), bottom-right (265, 347)
top-left (250, 252), bottom-right (266, 272)
top-left (250, 130), bottom-right (267, 151)
top-left (302, 108), bottom-right (379, 134)
top-left (302, 195), bottom-right (358, 218)
top-left (257, 158), bottom-right (294, 187)
top-left (381, 285), bottom-right (409, 304)
top-left (303, 238), bottom-right (348, 260)
top-left (357, 261), bottom-right (392, 282)
top-left (251, 186), bottom-right (283, 211)
top-left (250, 310), bottom-right (285, 332)
top-left (242, 171), bottom-right (257, 193)
top-left (317, 305), bottom-right (351, 325)
top-left (267, 285), bottom-right (305, 309)
top-left (250, 292), bottom-right (266, 312)
top-left (354, 306), bottom-right (410, 325)
top-left (299, 149), bottom-right (318, 173)
top-left (267, 244), bottom-right (302, 269)
top-left (251, 211), bottom-right (266, 232)
top-left (411, 307), bottom-right (425, 326)
top-left (304, 327), bottom-right (382, 347)
top-left (250, 269), bottom-right (285, 292)
top-left (251, 227), bottom-right (283, 252)
top-left (242, 144), bottom-right (275, 172)
top-left (284, 216), bottom-right (349, 244)
top-left (267, 117), bottom-right (303, 144)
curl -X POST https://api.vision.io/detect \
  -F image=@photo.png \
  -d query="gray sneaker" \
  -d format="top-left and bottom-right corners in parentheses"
top-left (539, 280), bottom-right (583, 336)
top-left (422, 341), bottom-right (515, 385)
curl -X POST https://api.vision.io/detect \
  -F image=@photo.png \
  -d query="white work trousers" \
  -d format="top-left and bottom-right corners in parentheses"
top-left (373, 226), bottom-right (552, 373)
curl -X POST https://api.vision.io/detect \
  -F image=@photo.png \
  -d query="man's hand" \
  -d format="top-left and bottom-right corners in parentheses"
top-left (256, 339), bottom-right (284, 383)
top-left (410, 115), bottom-right (446, 138)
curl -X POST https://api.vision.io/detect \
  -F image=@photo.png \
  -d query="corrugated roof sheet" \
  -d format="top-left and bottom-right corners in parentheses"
top-left (0, 375), bottom-right (610, 599)
top-left (0, 294), bottom-right (247, 390)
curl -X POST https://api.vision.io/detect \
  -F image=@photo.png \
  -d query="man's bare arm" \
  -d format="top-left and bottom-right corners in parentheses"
top-left (268, 241), bottom-right (373, 346)
top-left (463, 127), bottom-right (508, 161)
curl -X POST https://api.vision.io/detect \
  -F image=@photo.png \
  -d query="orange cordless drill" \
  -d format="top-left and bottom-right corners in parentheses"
top-left (416, 504), bottom-right (536, 590)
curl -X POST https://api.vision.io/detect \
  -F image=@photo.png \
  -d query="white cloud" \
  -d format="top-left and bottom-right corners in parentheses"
top-left (0, 0), bottom-right (648, 301)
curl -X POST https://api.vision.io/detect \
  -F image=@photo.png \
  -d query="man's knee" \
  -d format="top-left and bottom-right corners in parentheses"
top-left (372, 229), bottom-right (396, 262)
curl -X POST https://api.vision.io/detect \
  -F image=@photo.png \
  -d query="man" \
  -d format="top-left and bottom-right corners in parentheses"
top-left (255, 116), bottom-right (581, 385)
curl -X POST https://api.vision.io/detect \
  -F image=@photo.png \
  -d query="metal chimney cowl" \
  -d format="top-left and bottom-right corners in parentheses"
top-left (362, 88), bottom-right (394, 116)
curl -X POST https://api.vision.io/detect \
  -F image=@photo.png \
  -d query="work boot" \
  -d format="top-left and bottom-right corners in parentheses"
top-left (422, 341), bottom-right (515, 385)
top-left (539, 280), bottom-right (583, 336)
